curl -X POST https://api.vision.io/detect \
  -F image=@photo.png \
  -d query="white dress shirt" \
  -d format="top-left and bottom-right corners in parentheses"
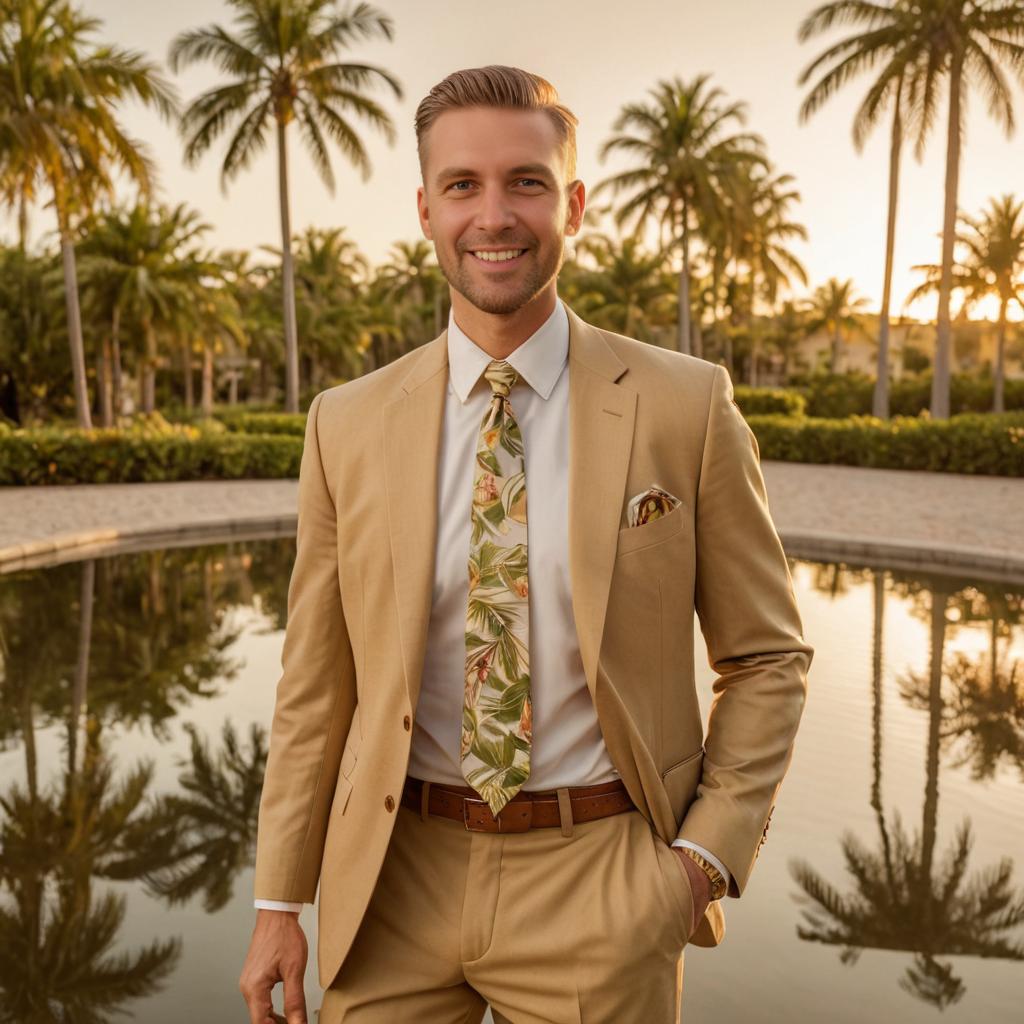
top-left (256, 297), bottom-right (729, 913)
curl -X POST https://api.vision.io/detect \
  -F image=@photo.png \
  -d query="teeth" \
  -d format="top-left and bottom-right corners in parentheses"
top-left (472, 249), bottom-right (525, 262)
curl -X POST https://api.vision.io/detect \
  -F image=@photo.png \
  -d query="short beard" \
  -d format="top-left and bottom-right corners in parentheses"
top-left (437, 240), bottom-right (565, 315)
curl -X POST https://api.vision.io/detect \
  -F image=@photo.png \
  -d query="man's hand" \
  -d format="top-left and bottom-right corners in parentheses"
top-left (239, 909), bottom-right (309, 1024)
top-left (671, 848), bottom-right (712, 937)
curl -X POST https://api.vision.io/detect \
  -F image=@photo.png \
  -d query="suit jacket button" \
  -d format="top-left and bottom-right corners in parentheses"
top-left (403, 715), bottom-right (411, 731)
top-left (385, 795), bottom-right (395, 812)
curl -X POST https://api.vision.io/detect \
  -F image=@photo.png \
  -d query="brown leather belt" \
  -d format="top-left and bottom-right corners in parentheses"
top-left (401, 776), bottom-right (634, 833)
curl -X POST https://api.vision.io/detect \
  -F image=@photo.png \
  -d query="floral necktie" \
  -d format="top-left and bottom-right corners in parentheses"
top-left (461, 358), bottom-right (532, 817)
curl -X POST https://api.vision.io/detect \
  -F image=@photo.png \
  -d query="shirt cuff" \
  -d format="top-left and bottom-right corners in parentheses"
top-left (670, 839), bottom-right (733, 893)
top-left (254, 899), bottom-right (306, 913)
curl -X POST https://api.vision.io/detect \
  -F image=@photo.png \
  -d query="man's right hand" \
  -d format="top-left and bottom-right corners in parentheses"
top-left (239, 909), bottom-right (309, 1024)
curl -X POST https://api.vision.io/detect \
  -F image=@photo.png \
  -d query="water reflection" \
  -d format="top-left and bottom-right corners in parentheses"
top-left (0, 542), bottom-right (1021, 1021)
top-left (790, 567), bottom-right (1024, 1011)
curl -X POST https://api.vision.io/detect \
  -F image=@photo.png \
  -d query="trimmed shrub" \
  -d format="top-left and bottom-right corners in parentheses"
top-left (747, 411), bottom-right (1024, 476)
top-left (0, 426), bottom-right (301, 485)
top-left (733, 386), bottom-right (806, 417)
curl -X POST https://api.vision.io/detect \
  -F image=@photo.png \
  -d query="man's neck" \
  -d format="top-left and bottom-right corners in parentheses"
top-left (450, 285), bottom-right (558, 360)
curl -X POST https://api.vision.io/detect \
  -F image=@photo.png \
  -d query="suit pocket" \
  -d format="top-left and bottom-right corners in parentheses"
top-left (339, 705), bottom-right (362, 779)
top-left (662, 747), bottom-right (704, 825)
top-left (649, 828), bottom-right (694, 946)
top-left (616, 501), bottom-right (686, 556)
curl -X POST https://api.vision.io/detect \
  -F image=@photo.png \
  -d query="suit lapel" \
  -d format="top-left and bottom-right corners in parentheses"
top-left (382, 331), bottom-right (448, 713)
top-left (382, 300), bottom-right (636, 714)
top-left (564, 303), bottom-right (636, 704)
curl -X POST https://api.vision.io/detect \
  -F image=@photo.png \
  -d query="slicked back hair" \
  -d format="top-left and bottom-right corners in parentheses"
top-left (414, 65), bottom-right (578, 186)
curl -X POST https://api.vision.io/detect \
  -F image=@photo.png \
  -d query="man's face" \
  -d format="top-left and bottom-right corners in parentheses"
top-left (417, 106), bottom-right (584, 315)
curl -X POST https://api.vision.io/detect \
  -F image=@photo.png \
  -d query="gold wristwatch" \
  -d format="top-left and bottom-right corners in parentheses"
top-left (676, 847), bottom-right (728, 901)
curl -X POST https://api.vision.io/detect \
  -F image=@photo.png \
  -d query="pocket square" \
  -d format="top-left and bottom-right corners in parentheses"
top-left (626, 484), bottom-right (682, 528)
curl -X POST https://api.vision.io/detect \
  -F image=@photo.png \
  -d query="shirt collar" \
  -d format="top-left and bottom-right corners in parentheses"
top-left (446, 297), bottom-right (568, 404)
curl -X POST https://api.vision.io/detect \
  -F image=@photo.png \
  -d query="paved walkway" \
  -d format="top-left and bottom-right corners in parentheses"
top-left (1, 463), bottom-right (1022, 578)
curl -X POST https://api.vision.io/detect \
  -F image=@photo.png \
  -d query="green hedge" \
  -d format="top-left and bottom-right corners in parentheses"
top-left (0, 426), bottom-right (301, 485)
top-left (747, 411), bottom-right (1024, 476)
top-left (215, 410), bottom-right (307, 436)
top-left (732, 386), bottom-right (806, 417)
top-left (3, 408), bottom-right (1023, 484)
top-left (782, 373), bottom-right (1024, 418)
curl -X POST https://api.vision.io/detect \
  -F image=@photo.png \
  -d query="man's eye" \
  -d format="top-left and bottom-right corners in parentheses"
top-left (519, 178), bottom-right (543, 187)
top-left (450, 181), bottom-right (471, 191)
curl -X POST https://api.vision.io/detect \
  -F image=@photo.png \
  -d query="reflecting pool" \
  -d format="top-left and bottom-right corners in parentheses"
top-left (0, 539), bottom-right (1021, 1022)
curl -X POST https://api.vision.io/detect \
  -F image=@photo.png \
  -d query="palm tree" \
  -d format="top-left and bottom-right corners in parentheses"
top-left (78, 202), bottom-right (214, 415)
top-left (803, 277), bottom-right (872, 374)
top-left (169, 0), bottom-right (403, 414)
top-left (800, 1), bottom-right (1024, 419)
top-left (593, 73), bottom-right (768, 356)
top-left (725, 167), bottom-right (809, 384)
top-left (798, 1), bottom-right (933, 419)
top-left (953, 195), bottom-right (1024, 412)
top-left (0, 0), bottom-right (178, 428)
top-left (376, 239), bottom-right (448, 345)
top-left (565, 231), bottom-right (675, 340)
top-left (903, 195), bottom-right (1024, 400)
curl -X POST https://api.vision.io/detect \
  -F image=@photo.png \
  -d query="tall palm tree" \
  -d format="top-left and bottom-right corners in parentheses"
top-left (593, 73), bottom-right (768, 356)
top-left (169, 0), bottom-right (403, 413)
top-left (799, 1), bottom-right (932, 419)
top-left (800, 1), bottom-right (1024, 419)
top-left (0, 0), bottom-right (178, 428)
top-left (803, 277), bottom-right (872, 374)
top-left (954, 195), bottom-right (1024, 412)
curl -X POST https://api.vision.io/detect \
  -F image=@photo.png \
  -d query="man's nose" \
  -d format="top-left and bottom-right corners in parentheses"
top-left (473, 188), bottom-right (517, 233)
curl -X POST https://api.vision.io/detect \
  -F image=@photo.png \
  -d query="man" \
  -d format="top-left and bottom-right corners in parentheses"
top-left (240, 65), bottom-right (814, 1024)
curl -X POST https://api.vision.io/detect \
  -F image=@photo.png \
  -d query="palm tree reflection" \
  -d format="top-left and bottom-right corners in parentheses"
top-left (142, 720), bottom-right (268, 913)
top-left (791, 571), bottom-right (1024, 1009)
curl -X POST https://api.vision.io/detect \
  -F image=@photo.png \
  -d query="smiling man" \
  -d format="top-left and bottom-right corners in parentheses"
top-left (240, 66), bottom-right (814, 1024)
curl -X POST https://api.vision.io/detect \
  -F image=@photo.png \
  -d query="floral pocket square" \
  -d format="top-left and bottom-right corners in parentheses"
top-left (626, 484), bottom-right (682, 528)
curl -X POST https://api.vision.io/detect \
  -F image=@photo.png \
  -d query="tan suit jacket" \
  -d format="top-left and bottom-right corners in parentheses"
top-left (253, 299), bottom-right (814, 988)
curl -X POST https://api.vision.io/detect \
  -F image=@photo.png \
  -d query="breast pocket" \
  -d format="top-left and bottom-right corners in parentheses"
top-left (616, 501), bottom-right (687, 558)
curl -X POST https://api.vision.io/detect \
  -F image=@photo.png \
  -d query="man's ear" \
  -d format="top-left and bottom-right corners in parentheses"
top-left (565, 179), bottom-right (586, 236)
top-left (417, 185), bottom-right (432, 240)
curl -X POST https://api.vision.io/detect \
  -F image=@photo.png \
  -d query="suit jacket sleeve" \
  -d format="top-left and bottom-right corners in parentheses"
top-left (676, 363), bottom-right (814, 896)
top-left (253, 390), bottom-right (358, 903)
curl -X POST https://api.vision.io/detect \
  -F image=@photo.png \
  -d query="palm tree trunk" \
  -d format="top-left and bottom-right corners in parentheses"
top-left (142, 320), bottom-right (157, 413)
top-left (201, 344), bottom-right (214, 417)
top-left (994, 294), bottom-right (1007, 413)
top-left (931, 54), bottom-right (964, 421)
top-left (182, 339), bottom-right (194, 411)
top-left (676, 200), bottom-right (692, 355)
top-left (59, 224), bottom-right (92, 429)
top-left (874, 88), bottom-right (903, 420)
top-left (831, 327), bottom-right (841, 374)
top-left (99, 336), bottom-right (114, 427)
top-left (17, 193), bottom-right (29, 254)
top-left (111, 307), bottom-right (123, 417)
top-left (277, 118), bottom-right (300, 413)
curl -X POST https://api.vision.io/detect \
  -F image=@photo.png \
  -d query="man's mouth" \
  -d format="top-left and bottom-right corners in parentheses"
top-left (467, 248), bottom-right (528, 265)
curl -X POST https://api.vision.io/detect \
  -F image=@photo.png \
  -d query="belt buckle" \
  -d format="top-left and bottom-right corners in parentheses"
top-left (463, 796), bottom-right (533, 833)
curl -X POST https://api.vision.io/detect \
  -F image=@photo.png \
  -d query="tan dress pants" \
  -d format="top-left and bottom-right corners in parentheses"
top-left (318, 787), bottom-right (692, 1023)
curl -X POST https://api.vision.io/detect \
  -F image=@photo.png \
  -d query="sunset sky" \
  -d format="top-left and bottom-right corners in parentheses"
top-left (9, 0), bottom-right (1024, 322)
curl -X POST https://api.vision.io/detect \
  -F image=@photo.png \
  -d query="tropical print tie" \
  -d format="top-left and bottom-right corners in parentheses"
top-left (461, 358), bottom-right (532, 817)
